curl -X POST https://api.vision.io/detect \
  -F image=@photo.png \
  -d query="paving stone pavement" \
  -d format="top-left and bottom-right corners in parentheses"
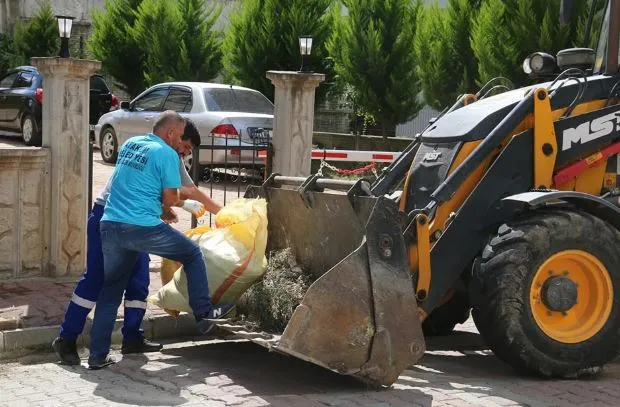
top-left (3, 138), bottom-right (620, 406)
top-left (0, 271), bottom-right (166, 330)
top-left (1, 327), bottom-right (620, 407)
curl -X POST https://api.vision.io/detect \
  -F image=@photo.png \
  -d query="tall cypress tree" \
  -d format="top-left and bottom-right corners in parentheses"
top-left (222, 0), bottom-right (272, 96)
top-left (0, 34), bottom-right (14, 75)
top-left (131, 0), bottom-right (181, 86)
top-left (471, 0), bottom-right (593, 88)
top-left (132, 0), bottom-right (222, 86)
top-left (89, 0), bottom-right (147, 98)
top-left (221, 0), bottom-right (336, 102)
top-left (328, 0), bottom-right (423, 137)
top-left (414, 0), bottom-right (481, 110)
top-left (12, 1), bottom-right (59, 65)
top-left (574, 0), bottom-right (606, 49)
top-left (176, 0), bottom-right (222, 82)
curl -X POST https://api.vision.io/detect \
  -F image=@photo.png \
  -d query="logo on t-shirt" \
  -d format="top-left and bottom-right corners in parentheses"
top-left (117, 141), bottom-right (151, 171)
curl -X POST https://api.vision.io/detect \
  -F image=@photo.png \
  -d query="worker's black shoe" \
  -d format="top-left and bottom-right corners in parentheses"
top-left (52, 337), bottom-right (80, 366)
top-left (121, 336), bottom-right (163, 354)
top-left (88, 355), bottom-right (116, 370)
top-left (195, 303), bottom-right (236, 335)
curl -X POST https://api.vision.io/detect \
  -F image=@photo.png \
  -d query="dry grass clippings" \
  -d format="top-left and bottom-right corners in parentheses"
top-left (237, 248), bottom-right (315, 333)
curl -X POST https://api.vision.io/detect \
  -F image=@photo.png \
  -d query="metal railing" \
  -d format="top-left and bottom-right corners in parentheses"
top-left (189, 131), bottom-right (273, 228)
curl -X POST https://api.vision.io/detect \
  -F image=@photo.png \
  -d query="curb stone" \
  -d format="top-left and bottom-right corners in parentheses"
top-left (0, 313), bottom-right (202, 360)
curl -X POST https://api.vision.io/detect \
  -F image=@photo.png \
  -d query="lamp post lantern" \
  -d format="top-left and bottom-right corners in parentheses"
top-left (298, 35), bottom-right (313, 73)
top-left (56, 15), bottom-right (74, 58)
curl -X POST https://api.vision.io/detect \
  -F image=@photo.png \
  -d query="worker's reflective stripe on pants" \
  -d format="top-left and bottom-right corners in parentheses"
top-left (71, 293), bottom-right (96, 310)
top-left (59, 203), bottom-right (151, 342)
top-left (124, 300), bottom-right (147, 309)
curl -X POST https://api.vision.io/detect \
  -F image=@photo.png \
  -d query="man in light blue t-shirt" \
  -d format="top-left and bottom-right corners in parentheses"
top-left (89, 111), bottom-right (234, 369)
top-left (52, 120), bottom-right (221, 367)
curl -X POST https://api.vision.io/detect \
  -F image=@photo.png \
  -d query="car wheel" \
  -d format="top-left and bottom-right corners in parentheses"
top-left (22, 114), bottom-right (41, 146)
top-left (100, 126), bottom-right (118, 163)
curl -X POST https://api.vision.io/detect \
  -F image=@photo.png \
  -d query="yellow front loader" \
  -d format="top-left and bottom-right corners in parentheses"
top-left (216, 0), bottom-right (620, 387)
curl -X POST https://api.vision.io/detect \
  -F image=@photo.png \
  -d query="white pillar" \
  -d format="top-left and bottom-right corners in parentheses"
top-left (266, 71), bottom-right (325, 177)
top-left (31, 57), bottom-right (101, 278)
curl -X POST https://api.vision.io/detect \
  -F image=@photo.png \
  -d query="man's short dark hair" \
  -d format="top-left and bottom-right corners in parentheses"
top-left (153, 110), bottom-right (185, 134)
top-left (182, 119), bottom-right (201, 147)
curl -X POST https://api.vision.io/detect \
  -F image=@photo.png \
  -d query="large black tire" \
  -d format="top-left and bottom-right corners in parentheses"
top-left (422, 290), bottom-right (470, 336)
top-left (471, 209), bottom-right (620, 378)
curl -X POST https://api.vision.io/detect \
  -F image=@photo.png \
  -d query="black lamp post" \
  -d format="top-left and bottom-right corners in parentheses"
top-left (56, 15), bottom-right (74, 58)
top-left (298, 35), bottom-right (313, 73)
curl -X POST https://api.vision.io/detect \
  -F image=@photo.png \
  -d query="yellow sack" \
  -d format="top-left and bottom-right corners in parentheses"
top-left (148, 197), bottom-right (268, 314)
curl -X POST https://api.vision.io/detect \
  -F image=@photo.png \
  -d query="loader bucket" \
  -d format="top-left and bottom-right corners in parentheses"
top-left (223, 176), bottom-right (425, 387)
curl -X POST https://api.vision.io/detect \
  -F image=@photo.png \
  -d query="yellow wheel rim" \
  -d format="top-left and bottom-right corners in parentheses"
top-left (530, 250), bottom-right (613, 344)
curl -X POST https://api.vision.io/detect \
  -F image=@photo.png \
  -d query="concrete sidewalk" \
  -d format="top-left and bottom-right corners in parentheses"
top-left (0, 258), bottom-right (201, 359)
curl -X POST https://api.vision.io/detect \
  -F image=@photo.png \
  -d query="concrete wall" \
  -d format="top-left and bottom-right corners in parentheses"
top-left (0, 148), bottom-right (50, 280)
top-left (313, 132), bottom-right (412, 152)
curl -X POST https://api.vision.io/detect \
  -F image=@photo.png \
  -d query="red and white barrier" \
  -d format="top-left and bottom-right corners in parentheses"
top-left (257, 149), bottom-right (400, 163)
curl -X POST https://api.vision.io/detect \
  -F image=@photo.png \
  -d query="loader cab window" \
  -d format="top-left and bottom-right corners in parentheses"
top-left (592, 0), bottom-right (620, 74)
top-left (594, 2), bottom-right (610, 73)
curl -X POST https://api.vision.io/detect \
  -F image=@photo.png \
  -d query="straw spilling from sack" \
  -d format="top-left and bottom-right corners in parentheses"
top-left (237, 248), bottom-right (315, 333)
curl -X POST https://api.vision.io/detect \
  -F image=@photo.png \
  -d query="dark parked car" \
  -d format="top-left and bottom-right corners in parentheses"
top-left (0, 66), bottom-right (119, 146)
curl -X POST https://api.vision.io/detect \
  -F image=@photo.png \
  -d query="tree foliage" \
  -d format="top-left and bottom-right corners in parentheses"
top-left (90, 0), bottom-right (221, 96)
top-left (133, 0), bottom-right (222, 86)
top-left (89, 0), bottom-right (146, 98)
top-left (574, 0), bottom-right (607, 49)
top-left (328, 0), bottom-right (423, 137)
top-left (176, 0), bottom-right (222, 81)
top-left (471, 0), bottom-right (592, 88)
top-left (0, 34), bottom-right (15, 75)
top-left (414, 0), bottom-right (481, 110)
top-left (222, 0), bottom-right (336, 102)
top-left (12, 1), bottom-right (58, 65)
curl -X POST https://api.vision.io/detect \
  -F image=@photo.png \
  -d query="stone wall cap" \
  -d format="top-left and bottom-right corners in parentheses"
top-left (266, 70), bottom-right (326, 80)
top-left (0, 148), bottom-right (49, 167)
top-left (31, 57), bottom-right (102, 77)
top-left (0, 148), bottom-right (49, 157)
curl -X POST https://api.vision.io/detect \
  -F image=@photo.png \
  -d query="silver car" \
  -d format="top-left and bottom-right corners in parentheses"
top-left (93, 82), bottom-right (274, 167)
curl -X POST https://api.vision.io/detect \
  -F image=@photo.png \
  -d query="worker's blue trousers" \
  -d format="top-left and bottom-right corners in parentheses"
top-left (58, 203), bottom-right (151, 342)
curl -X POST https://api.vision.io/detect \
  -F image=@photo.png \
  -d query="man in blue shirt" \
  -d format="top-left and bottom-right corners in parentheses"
top-left (51, 120), bottom-right (220, 366)
top-left (89, 111), bottom-right (233, 369)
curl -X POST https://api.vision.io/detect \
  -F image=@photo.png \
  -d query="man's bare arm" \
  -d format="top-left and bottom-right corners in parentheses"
top-left (162, 188), bottom-right (181, 207)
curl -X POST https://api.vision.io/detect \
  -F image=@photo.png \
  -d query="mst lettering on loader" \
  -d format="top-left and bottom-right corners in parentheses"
top-left (561, 111), bottom-right (620, 151)
top-left (207, 0), bottom-right (620, 388)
